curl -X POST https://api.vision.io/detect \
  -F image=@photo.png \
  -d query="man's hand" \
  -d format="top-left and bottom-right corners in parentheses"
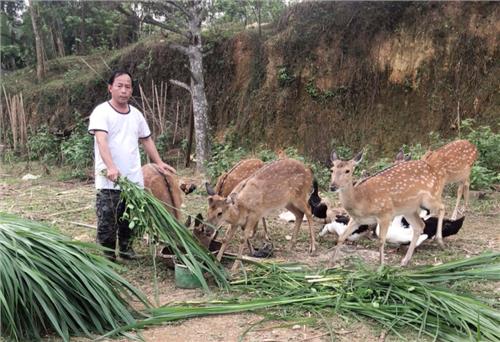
top-left (106, 167), bottom-right (120, 182)
top-left (156, 162), bottom-right (176, 175)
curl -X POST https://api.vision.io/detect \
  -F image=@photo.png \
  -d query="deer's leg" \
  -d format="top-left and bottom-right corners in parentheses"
top-left (261, 218), bottom-right (270, 241)
top-left (376, 216), bottom-right (392, 266)
top-left (451, 182), bottom-right (465, 220)
top-left (463, 177), bottom-right (471, 215)
top-left (246, 220), bottom-right (259, 256)
top-left (400, 212), bottom-right (424, 266)
top-left (425, 196), bottom-right (446, 247)
top-left (216, 224), bottom-right (238, 261)
top-left (286, 204), bottom-right (303, 251)
top-left (290, 199), bottom-right (317, 255)
top-left (330, 218), bottom-right (359, 265)
top-left (231, 217), bottom-right (258, 273)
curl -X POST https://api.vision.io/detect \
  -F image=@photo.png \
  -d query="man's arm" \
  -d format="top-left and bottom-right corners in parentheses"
top-left (95, 131), bottom-right (120, 182)
top-left (141, 136), bottom-right (177, 174)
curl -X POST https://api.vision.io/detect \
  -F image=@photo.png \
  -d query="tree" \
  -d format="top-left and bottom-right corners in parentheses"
top-left (0, 0), bottom-right (25, 70)
top-left (118, 0), bottom-right (211, 172)
top-left (27, 0), bottom-right (46, 80)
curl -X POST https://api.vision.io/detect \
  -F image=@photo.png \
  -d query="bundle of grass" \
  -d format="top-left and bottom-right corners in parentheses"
top-left (0, 212), bottom-right (149, 342)
top-left (117, 176), bottom-right (229, 291)
top-left (107, 253), bottom-right (499, 341)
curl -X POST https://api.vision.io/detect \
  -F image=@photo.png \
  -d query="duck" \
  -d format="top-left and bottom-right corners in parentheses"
top-left (308, 179), bottom-right (328, 219)
top-left (320, 210), bottom-right (465, 247)
top-left (319, 215), bottom-right (373, 241)
top-left (278, 211), bottom-right (307, 222)
top-left (376, 210), bottom-right (465, 246)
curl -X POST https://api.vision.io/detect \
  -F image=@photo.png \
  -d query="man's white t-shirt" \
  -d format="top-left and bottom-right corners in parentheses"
top-left (88, 102), bottom-right (151, 190)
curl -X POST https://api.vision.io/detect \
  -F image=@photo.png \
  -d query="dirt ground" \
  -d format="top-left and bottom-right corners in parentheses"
top-left (1, 163), bottom-right (499, 342)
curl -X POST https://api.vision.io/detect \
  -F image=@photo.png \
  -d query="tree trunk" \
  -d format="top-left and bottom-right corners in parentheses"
top-left (257, 1), bottom-right (262, 39)
top-left (54, 17), bottom-right (65, 57)
top-left (188, 49), bottom-right (209, 172)
top-left (28, 0), bottom-right (46, 81)
top-left (78, 2), bottom-right (87, 54)
top-left (187, 7), bottom-right (210, 173)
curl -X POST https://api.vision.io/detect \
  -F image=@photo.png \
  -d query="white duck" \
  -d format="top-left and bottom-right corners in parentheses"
top-left (278, 211), bottom-right (307, 222)
top-left (319, 215), bottom-right (372, 241)
top-left (375, 210), bottom-right (431, 247)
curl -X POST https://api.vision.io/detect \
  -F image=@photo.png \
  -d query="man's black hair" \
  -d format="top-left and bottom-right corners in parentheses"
top-left (108, 70), bottom-right (133, 86)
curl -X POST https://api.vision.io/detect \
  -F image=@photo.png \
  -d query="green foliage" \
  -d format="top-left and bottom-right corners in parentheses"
top-left (461, 119), bottom-right (500, 172)
top-left (461, 119), bottom-right (500, 189)
top-left (60, 120), bottom-right (93, 179)
top-left (206, 142), bottom-right (249, 181)
top-left (305, 79), bottom-right (320, 98)
top-left (309, 161), bottom-right (330, 190)
top-left (277, 66), bottom-right (295, 86)
top-left (27, 125), bottom-right (60, 164)
top-left (368, 157), bottom-right (393, 173)
top-left (400, 142), bottom-right (427, 160)
top-left (330, 145), bottom-right (353, 160)
top-left (470, 165), bottom-right (500, 190)
top-left (255, 148), bottom-right (277, 162)
top-left (211, 0), bottom-right (286, 27)
top-left (155, 131), bottom-right (172, 159)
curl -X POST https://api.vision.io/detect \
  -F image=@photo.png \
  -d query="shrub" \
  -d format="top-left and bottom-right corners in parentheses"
top-left (205, 142), bottom-right (249, 182)
top-left (461, 119), bottom-right (500, 189)
top-left (461, 119), bottom-right (500, 172)
top-left (60, 121), bottom-right (93, 179)
top-left (27, 125), bottom-right (60, 164)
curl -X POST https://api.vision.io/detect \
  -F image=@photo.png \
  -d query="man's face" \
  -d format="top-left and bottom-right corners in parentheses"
top-left (108, 74), bottom-right (132, 105)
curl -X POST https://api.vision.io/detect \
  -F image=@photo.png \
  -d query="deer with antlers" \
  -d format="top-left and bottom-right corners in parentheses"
top-left (329, 151), bottom-right (445, 266)
top-left (206, 158), bottom-right (316, 271)
top-left (422, 140), bottom-right (477, 220)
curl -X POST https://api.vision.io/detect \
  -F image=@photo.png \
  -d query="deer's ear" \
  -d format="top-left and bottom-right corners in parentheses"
top-left (395, 148), bottom-right (405, 161)
top-left (194, 213), bottom-right (204, 228)
top-left (353, 151), bottom-right (363, 164)
top-left (330, 150), bottom-right (338, 162)
top-left (208, 197), bottom-right (214, 206)
top-left (205, 182), bottom-right (216, 196)
top-left (184, 215), bottom-right (192, 228)
top-left (404, 153), bottom-right (411, 161)
top-left (226, 193), bottom-right (237, 205)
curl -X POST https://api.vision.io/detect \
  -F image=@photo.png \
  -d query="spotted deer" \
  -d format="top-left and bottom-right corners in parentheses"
top-left (214, 159), bottom-right (265, 196)
top-left (329, 151), bottom-right (445, 266)
top-left (209, 158), bottom-right (269, 241)
top-left (206, 158), bottom-right (316, 270)
top-left (142, 163), bottom-right (196, 220)
top-left (422, 140), bottom-right (477, 220)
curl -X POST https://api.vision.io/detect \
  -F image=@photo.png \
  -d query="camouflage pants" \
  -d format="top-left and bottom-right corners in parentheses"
top-left (95, 189), bottom-right (132, 254)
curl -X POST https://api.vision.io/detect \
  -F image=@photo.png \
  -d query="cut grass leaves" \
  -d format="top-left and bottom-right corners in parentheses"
top-left (0, 212), bottom-right (149, 341)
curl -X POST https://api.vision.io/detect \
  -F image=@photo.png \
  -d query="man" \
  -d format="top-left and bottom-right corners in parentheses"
top-left (88, 70), bottom-right (175, 261)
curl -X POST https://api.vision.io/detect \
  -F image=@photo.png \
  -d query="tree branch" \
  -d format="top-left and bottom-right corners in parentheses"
top-left (170, 43), bottom-right (190, 56)
top-left (169, 79), bottom-right (191, 93)
top-left (114, 4), bottom-right (132, 16)
top-left (165, 0), bottom-right (193, 20)
top-left (143, 15), bottom-right (187, 38)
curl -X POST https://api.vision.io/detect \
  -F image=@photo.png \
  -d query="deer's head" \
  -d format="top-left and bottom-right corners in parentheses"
top-left (395, 148), bottom-right (411, 163)
top-left (329, 151), bottom-right (363, 192)
top-left (205, 182), bottom-right (239, 226)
